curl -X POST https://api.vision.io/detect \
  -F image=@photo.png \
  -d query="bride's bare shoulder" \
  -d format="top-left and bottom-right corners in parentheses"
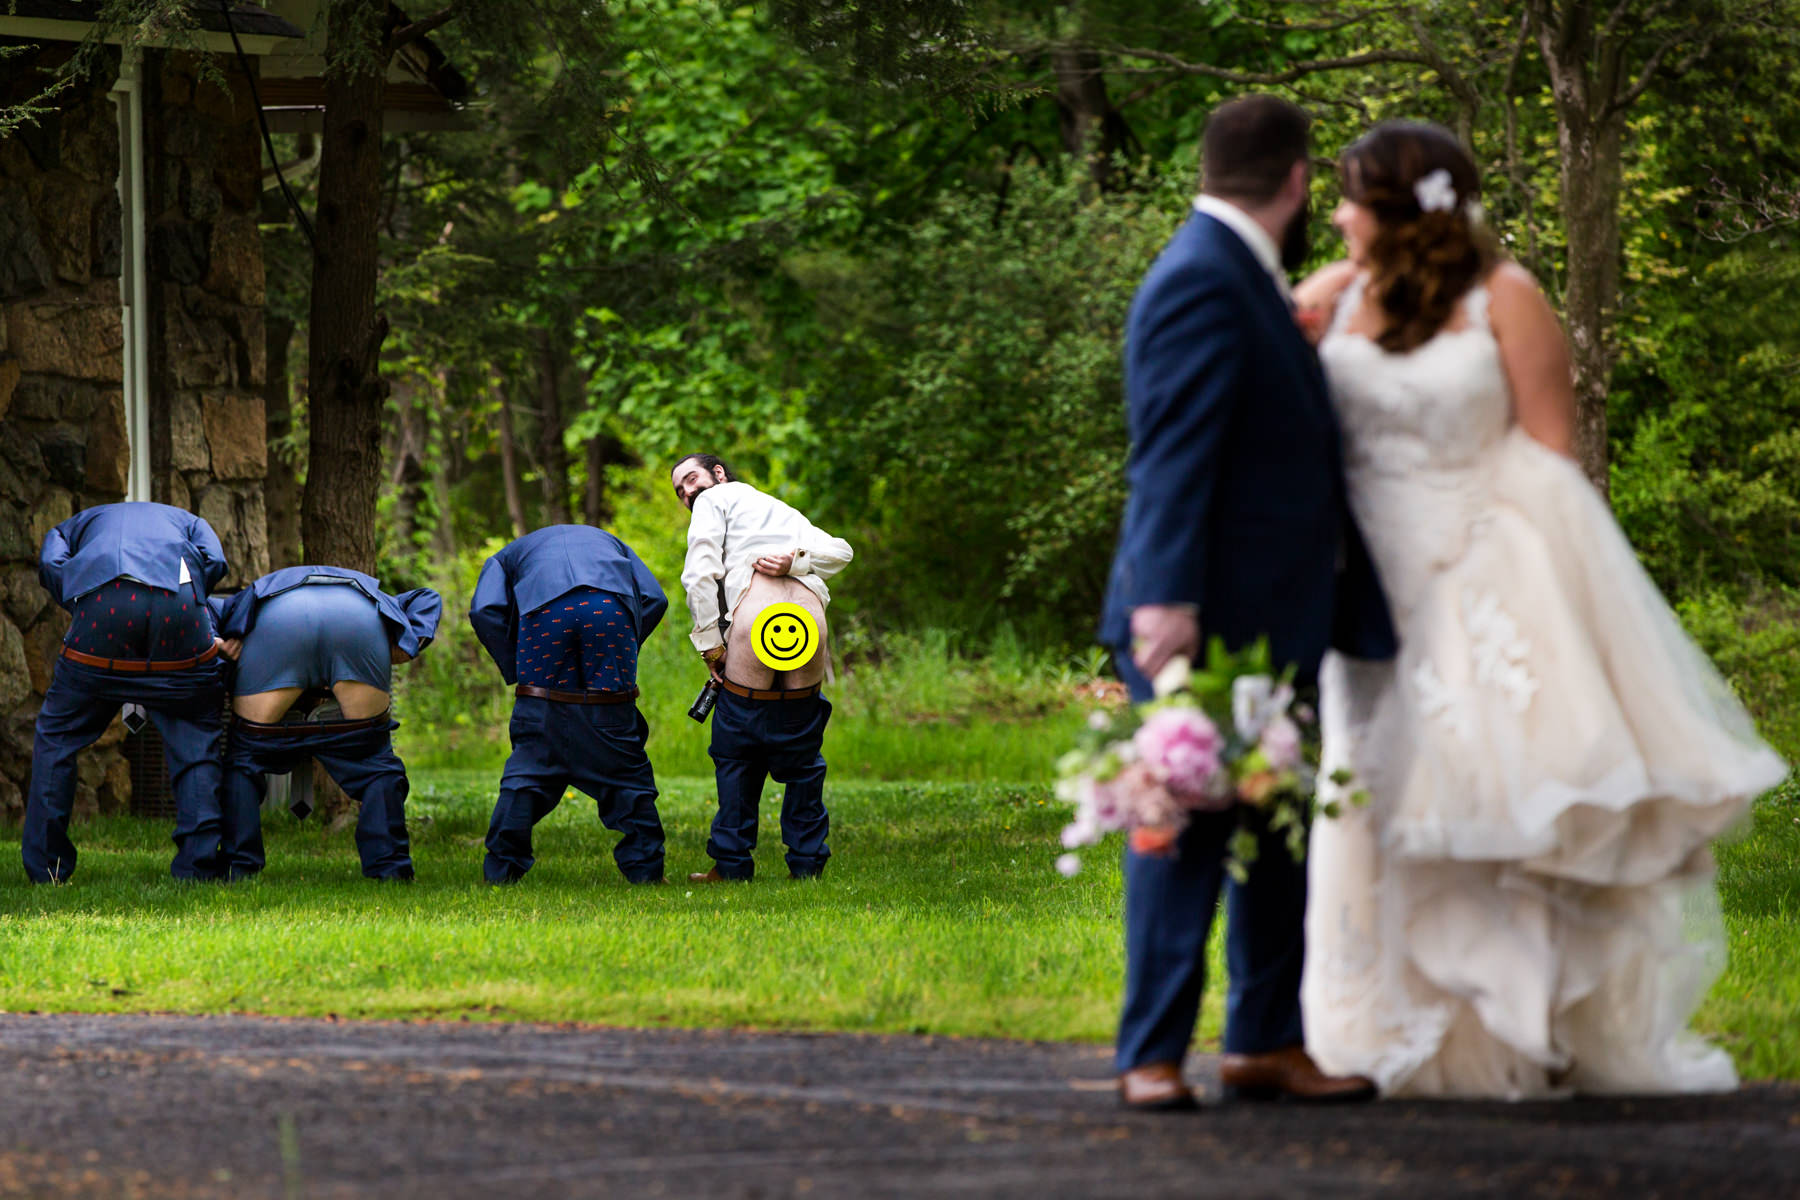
top-left (1483, 261), bottom-right (1560, 336)
top-left (1482, 261), bottom-right (1546, 307)
top-left (1294, 259), bottom-right (1360, 309)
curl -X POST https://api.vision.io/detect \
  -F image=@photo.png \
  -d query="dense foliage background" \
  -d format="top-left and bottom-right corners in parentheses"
top-left (238, 0), bottom-right (1800, 752)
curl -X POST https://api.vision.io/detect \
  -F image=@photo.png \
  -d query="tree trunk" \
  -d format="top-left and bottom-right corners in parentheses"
top-left (301, 0), bottom-right (390, 574)
top-left (262, 313), bottom-right (304, 569)
top-left (430, 369), bottom-right (457, 562)
top-left (1532, 0), bottom-right (1626, 492)
top-left (388, 372), bottom-right (430, 568)
top-left (583, 428), bottom-right (638, 528)
top-left (496, 377), bottom-right (529, 539)
top-left (583, 433), bottom-right (609, 528)
top-left (1550, 109), bottom-right (1622, 491)
top-left (1051, 46), bottom-right (1129, 193)
top-left (535, 328), bottom-right (572, 525)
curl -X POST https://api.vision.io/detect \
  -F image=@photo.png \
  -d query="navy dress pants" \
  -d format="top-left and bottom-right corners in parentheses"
top-left (1113, 652), bottom-right (1308, 1072)
top-left (223, 714), bottom-right (414, 881)
top-left (23, 657), bottom-right (227, 883)
top-left (706, 690), bottom-right (831, 881)
top-left (484, 698), bottom-right (665, 884)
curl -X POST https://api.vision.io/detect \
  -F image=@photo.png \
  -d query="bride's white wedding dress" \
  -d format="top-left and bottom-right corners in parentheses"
top-left (1301, 276), bottom-right (1789, 1099)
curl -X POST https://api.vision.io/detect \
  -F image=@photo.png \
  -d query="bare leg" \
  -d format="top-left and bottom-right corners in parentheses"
top-left (233, 688), bottom-right (306, 724)
top-left (331, 680), bottom-right (392, 720)
top-left (723, 575), bottom-right (830, 690)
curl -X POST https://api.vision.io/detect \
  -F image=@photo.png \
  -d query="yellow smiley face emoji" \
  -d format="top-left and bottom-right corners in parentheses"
top-left (749, 603), bottom-right (820, 671)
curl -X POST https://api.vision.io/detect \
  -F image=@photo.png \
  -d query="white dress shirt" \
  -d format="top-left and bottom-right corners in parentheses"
top-left (680, 481), bottom-right (854, 653)
top-left (1194, 194), bottom-right (1293, 303)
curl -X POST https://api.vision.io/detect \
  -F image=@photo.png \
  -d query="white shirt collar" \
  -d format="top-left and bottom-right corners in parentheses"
top-left (1193, 195), bottom-right (1291, 300)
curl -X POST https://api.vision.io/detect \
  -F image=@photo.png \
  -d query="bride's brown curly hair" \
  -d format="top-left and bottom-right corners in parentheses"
top-left (1340, 122), bottom-right (1500, 354)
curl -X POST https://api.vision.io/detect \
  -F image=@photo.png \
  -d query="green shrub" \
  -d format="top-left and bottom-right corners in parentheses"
top-left (1678, 588), bottom-right (1800, 762)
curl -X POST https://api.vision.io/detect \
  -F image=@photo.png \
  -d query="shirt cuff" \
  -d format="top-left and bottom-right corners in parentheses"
top-left (790, 547), bottom-right (813, 576)
top-left (690, 625), bottom-right (724, 654)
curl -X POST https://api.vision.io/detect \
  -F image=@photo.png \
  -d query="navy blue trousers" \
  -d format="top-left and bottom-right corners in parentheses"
top-left (223, 714), bottom-right (413, 881)
top-left (706, 690), bottom-right (831, 881)
top-left (24, 656), bottom-right (227, 883)
top-left (485, 698), bottom-right (664, 884)
top-left (1114, 653), bottom-right (1307, 1072)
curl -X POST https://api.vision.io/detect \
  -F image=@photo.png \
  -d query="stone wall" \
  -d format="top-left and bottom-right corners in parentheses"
top-left (0, 44), bottom-right (273, 826)
top-left (0, 45), bottom-right (133, 825)
top-left (145, 51), bottom-right (271, 583)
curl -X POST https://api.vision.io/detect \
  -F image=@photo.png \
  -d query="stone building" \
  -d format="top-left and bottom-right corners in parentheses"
top-left (1, 15), bottom-right (301, 823)
top-left (0, 5), bottom-right (465, 824)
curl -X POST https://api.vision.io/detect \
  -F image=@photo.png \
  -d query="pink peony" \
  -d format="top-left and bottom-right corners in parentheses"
top-left (1133, 707), bottom-right (1223, 800)
top-left (1259, 714), bottom-right (1303, 772)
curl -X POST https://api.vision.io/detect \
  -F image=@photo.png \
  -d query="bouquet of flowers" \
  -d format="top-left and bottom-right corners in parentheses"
top-left (1055, 639), bottom-right (1357, 882)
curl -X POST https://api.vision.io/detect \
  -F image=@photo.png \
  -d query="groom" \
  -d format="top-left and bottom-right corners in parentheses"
top-left (1100, 95), bottom-right (1397, 1111)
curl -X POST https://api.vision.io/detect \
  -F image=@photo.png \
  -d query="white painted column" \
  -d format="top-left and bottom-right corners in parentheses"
top-left (111, 49), bottom-right (151, 503)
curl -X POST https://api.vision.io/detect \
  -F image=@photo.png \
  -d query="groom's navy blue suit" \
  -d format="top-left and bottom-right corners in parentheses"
top-left (1100, 209), bottom-right (1397, 1073)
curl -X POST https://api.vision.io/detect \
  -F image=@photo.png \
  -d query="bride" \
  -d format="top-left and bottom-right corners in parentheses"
top-left (1294, 121), bottom-right (1789, 1099)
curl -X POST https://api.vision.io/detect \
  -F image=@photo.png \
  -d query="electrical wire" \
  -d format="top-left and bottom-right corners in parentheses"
top-left (217, 0), bottom-right (318, 250)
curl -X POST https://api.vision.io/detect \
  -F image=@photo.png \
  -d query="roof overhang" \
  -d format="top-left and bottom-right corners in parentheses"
top-left (0, 0), bottom-right (303, 55)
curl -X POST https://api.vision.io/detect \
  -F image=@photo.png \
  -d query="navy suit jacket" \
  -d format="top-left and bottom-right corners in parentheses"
top-left (40, 501), bottom-right (228, 607)
top-left (1100, 211), bottom-right (1396, 682)
top-left (210, 567), bottom-right (444, 660)
top-left (469, 525), bottom-right (668, 685)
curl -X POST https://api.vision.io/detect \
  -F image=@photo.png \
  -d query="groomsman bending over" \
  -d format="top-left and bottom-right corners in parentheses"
top-left (211, 566), bottom-right (442, 881)
top-left (25, 501), bottom-right (231, 882)
top-left (470, 525), bottom-right (669, 885)
top-left (672, 453), bottom-right (853, 883)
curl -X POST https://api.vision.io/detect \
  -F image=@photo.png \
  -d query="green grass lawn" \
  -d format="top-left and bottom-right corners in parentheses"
top-left (0, 771), bottom-right (1153, 1043)
top-left (2, 765), bottom-right (1795, 1079)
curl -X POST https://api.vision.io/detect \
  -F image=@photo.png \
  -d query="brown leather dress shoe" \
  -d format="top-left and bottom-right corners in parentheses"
top-left (687, 869), bottom-right (728, 883)
top-left (1218, 1045), bottom-right (1376, 1104)
top-left (1118, 1062), bottom-right (1198, 1112)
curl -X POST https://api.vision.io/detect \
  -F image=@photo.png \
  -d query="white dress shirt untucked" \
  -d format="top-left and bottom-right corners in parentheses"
top-left (680, 481), bottom-right (855, 653)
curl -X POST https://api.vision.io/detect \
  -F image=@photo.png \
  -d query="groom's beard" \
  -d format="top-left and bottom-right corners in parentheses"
top-left (1280, 197), bottom-right (1312, 272)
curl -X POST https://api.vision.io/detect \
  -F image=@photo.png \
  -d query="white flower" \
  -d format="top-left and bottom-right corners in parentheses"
top-left (1464, 199), bottom-right (1487, 227)
top-left (1232, 675), bottom-right (1294, 742)
top-left (1056, 853), bottom-right (1082, 877)
top-left (1151, 654), bottom-right (1192, 699)
top-left (1415, 168), bottom-right (1457, 213)
top-left (1087, 710), bottom-right (1112, 731)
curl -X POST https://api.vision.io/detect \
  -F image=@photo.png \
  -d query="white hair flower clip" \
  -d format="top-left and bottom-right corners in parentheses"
top-left (1414, 168), bottom-right (1457, 213)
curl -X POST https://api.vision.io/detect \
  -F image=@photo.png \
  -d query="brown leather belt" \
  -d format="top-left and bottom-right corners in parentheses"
top-left (61, 643), bottom-right (220, 673)
top-left (234, 710), bottom-right (392, 738)
top-left (515, 684), bottom-right (640, 705)
top-left (717, 677), bottom-right (821, 702)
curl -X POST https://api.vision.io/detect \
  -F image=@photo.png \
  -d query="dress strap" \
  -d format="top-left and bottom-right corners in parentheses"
top-left (1460, 283), bottom-right (1492, 333)
top-left (1327, 273), bottom-right (1368, 338)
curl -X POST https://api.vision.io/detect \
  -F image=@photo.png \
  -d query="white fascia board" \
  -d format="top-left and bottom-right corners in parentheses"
top-left (0, 16), bottom-right (287, 56)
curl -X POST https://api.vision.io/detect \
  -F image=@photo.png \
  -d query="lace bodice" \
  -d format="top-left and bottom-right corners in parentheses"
top-left (1320, 278), bottom-right (1511, 475)
top-left (1319, 278), bottom-right (1513, 609)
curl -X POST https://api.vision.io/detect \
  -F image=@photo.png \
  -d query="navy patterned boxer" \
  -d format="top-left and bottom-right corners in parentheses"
top-left (25, 501), bottom-right (231, 883)
top-left (470, 526), bottom-right (669, 885)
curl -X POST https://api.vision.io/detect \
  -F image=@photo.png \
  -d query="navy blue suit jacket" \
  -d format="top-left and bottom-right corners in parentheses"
top-left (1100, 211), bottom-right (1396, 682)
top-left (40, 502), bottom-right (228, 608)
top-left (469, 525), bottom-right (668, 685)
top-left (210, 567), bottom-right (444, 660)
